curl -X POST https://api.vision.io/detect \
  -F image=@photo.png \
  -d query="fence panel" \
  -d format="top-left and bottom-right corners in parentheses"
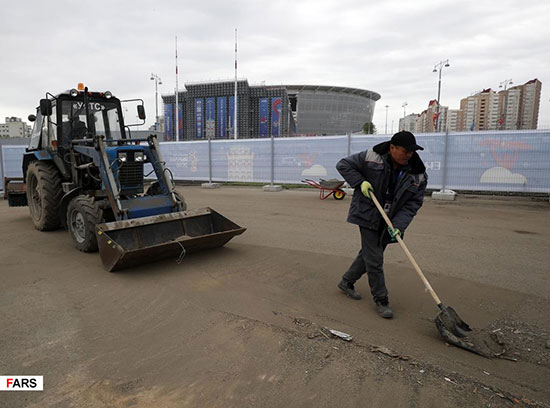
top-left (1, 131), bottom-right (549, 193)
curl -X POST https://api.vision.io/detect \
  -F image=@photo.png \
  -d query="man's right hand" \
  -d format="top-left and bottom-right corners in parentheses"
top-left (360, 181), bottom-right (374, 198)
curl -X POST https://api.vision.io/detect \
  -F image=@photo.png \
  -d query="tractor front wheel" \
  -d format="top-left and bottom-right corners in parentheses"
top-left (67, 195), bottom-right (103, 252)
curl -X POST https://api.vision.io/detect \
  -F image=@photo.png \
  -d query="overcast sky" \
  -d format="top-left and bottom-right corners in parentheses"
top-left (1, 0), bottom-right (549, 134)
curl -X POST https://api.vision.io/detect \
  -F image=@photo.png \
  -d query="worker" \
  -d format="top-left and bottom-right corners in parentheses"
top-left (336, 131), bottom-right (428, 318)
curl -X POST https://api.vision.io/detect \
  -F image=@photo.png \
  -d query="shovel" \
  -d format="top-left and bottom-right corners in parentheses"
top-left (368, 194), bottom-right (494, 355)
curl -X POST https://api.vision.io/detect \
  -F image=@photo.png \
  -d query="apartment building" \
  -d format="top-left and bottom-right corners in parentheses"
top-left (0, 117), bottom-right (31, 138)
top-left (418, 79), bottom-right (541, 132)
top-left (399, 113), bottom-right (419, 132)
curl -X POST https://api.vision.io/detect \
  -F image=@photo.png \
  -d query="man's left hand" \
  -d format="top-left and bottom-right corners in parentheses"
top-left (387, 226), bottom-right (401, 242)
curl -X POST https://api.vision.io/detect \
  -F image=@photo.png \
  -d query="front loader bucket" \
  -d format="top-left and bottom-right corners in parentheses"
top-left (96, 207), bottom-right (246, 272)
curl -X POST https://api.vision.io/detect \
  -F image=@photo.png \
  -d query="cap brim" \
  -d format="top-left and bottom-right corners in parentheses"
top-left (404, 144), bottom-right (424, 151)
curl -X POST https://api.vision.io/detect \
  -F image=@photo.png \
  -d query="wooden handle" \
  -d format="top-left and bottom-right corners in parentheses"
top-left (369, 193), bottom-right (442, 306)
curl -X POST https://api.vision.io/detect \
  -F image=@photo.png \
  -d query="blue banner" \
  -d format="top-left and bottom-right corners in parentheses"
top-left (164, 103), bottom-right (173, 141)
top-left (195, 99), bottom-right (203, 139)
top-left (228, 96), bottom-right (235, 138)
top-left (205, 97), bottom-right (215, 139)
top-left (178, 103), bottom-right (183, 140)
top-left (271, 97), bottom-right (282, 137)
top-left (259, 98), bottom-right (269, 138)
top-left (217, 97), bottom-right (227, 138)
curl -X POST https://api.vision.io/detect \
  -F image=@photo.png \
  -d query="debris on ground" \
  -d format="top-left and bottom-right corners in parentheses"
top-left (328, 329), bottom-right (353, 342)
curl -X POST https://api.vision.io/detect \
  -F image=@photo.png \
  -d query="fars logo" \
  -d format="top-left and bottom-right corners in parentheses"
top-left (0, 376), bottom-right (43, 391)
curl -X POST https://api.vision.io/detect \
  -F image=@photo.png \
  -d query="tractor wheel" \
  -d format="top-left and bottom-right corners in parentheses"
top-left (26, 161), bottom-right (63, 230)
top-left (333, 189), bottom-right (346, 200)
top-left (67, 195), bottom-right (103, 252)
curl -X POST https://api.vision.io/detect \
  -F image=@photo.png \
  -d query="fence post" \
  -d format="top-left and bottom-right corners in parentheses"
top-left (263, 132), bottom-right (282, 192)
top-left (201, 136), bottom-right (221, 189)
top-left (431, 126), bottom-right (456, 200)
top-left (270, 133), bottom-right (274, 186)
top-left (347, 132), bottom-right (351, 156)
top-left (441, 127), bottom-right (449, 191)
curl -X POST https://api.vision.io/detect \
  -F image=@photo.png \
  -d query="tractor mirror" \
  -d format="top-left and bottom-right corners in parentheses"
top-left (39, 99), bottom-right (52, 116)
top-left (137, 105), bottom-right (146, 120)
top-left (28, 114), bottom-right (36, 122)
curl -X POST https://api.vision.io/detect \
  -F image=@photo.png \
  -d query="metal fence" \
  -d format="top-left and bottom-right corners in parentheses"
top-left (2, 129), bottom-right (550, 194)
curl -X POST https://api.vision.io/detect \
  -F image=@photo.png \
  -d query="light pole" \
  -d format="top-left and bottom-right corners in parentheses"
top-left (498, 78), bottom-right (513, 130)
top-left (402, 101), bottom-right (408, 118)
top-left (433, 59), bottom-right (450, 132)
top-left (385, 105), bottom-right (389, 134)
top-left (150, 73), bottom-right (162, 131)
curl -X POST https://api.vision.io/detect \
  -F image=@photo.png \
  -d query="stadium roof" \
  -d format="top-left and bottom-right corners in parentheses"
top-left (282, 85), bottom-right (381, 101)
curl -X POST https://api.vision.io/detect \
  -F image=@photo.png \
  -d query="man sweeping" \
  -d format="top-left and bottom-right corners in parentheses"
top-left (336, 131), bottom-right (428, 318)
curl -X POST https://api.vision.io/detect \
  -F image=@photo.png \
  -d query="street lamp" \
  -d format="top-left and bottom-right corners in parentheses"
top-left (433, 59), bottom-right (450, 132)
top-left (150, 73), bottom-right (162, 131)
top-left (498, 78), bottom-right (513, 130)
top-left (402, 101), bottom-right (408, 118)
top-left (385, 105), bottom-right (389, 134)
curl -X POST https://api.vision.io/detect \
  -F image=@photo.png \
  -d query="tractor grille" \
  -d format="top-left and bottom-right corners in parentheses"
top-left (119, 162), bottom-right (143, 187)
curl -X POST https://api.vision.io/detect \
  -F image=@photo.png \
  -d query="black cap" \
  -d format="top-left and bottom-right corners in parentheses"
top-left (390, 131), bottom-right (424, 151)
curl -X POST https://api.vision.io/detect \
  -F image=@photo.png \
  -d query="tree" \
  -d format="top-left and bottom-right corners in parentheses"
top-left (362, 122), bottom-right (377, 134)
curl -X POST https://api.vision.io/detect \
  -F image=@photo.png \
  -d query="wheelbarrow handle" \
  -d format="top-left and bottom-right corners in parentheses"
top-left (370, 194), bottom-right (442, 306)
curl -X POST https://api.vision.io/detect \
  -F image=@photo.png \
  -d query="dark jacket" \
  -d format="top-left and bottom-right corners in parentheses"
top-left (336, 141), bottom-right (428, 245)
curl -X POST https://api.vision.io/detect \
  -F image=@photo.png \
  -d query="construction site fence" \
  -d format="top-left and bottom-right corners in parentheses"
top-left (1, 130), bottom-right (550, 194)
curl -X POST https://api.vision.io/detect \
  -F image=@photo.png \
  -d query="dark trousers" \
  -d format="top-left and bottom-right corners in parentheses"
top-left (342, 226), bottom-right (388, 299)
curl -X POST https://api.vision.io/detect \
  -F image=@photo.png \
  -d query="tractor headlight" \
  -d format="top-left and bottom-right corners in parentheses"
top-left (104, 91), bottom-right (112, 99)
top-left (135, 151), bottom-right (144, 162)
top-left (70, 89), bottom-right (78, 97)
top-left (118, 152), bottom-right (127, 162)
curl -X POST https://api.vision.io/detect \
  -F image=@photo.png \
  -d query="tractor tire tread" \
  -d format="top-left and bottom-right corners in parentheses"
top-left (26, 161), bottom-right (63, 231)
top-left (67, 195), bottom-right (103, 253)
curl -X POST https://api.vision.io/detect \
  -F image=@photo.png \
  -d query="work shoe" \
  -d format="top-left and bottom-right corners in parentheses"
top-left (338, 279), bottom-right (362, 300)
top-left (374, 297), bottom-right (393, 319)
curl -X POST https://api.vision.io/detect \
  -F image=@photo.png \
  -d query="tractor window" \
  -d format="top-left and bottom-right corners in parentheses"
top-left (29, 113), bottom-right (43, 150)
top-left (60, 100), bottom-right (124, 140)
top-left (41, 114), bottom-right (49, 148)
top-left (95, 106), bottom-right (123, 140)
top-left (46, 105), bottom-right (57, 149)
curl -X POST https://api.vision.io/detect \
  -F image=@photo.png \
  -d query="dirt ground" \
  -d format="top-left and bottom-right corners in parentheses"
top-left (1, 186), bottom-right (549, 408)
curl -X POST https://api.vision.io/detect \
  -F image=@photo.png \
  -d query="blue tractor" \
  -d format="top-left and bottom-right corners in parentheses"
top-left (10, 84), bottom-right (245, 271)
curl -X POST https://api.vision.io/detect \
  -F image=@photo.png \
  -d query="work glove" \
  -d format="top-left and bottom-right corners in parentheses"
top-left (387, 226), bottom-right (401, 242)
top-left (360, 180), bottom-right (374, 199)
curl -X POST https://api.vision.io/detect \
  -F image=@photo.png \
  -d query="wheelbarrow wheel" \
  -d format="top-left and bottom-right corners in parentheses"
top-left (333, 189), bottom-right (345, 200)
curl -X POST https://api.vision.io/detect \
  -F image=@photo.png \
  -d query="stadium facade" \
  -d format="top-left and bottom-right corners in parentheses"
top-left (161, 80), bottom-right (380, 140)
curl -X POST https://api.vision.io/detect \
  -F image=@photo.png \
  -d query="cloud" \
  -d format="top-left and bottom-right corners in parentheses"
top-left (480, 167), bottom-right (527, 185)
top-left (1, 0), bottom-right (550, 131)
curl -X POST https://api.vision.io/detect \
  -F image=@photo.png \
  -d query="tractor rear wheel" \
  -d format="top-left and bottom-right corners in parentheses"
top-left (26, 161), bottom-right (62, 230)
top-left (67, 195), bottom-right (103, 252)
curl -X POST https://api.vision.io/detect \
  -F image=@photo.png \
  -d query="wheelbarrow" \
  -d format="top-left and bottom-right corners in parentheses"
top-left (303, 178), bottom-right (347, 200)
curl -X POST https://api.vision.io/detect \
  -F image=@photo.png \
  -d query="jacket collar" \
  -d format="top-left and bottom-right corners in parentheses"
top-left (373, 141), bottom-right (426, 174)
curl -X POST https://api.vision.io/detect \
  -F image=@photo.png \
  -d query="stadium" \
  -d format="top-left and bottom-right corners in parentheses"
top-left (161, 80), bottom-right (380, 140)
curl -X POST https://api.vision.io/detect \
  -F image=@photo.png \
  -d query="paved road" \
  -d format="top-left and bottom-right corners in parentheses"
top-left (1, 187), bottom-right (549, 407)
